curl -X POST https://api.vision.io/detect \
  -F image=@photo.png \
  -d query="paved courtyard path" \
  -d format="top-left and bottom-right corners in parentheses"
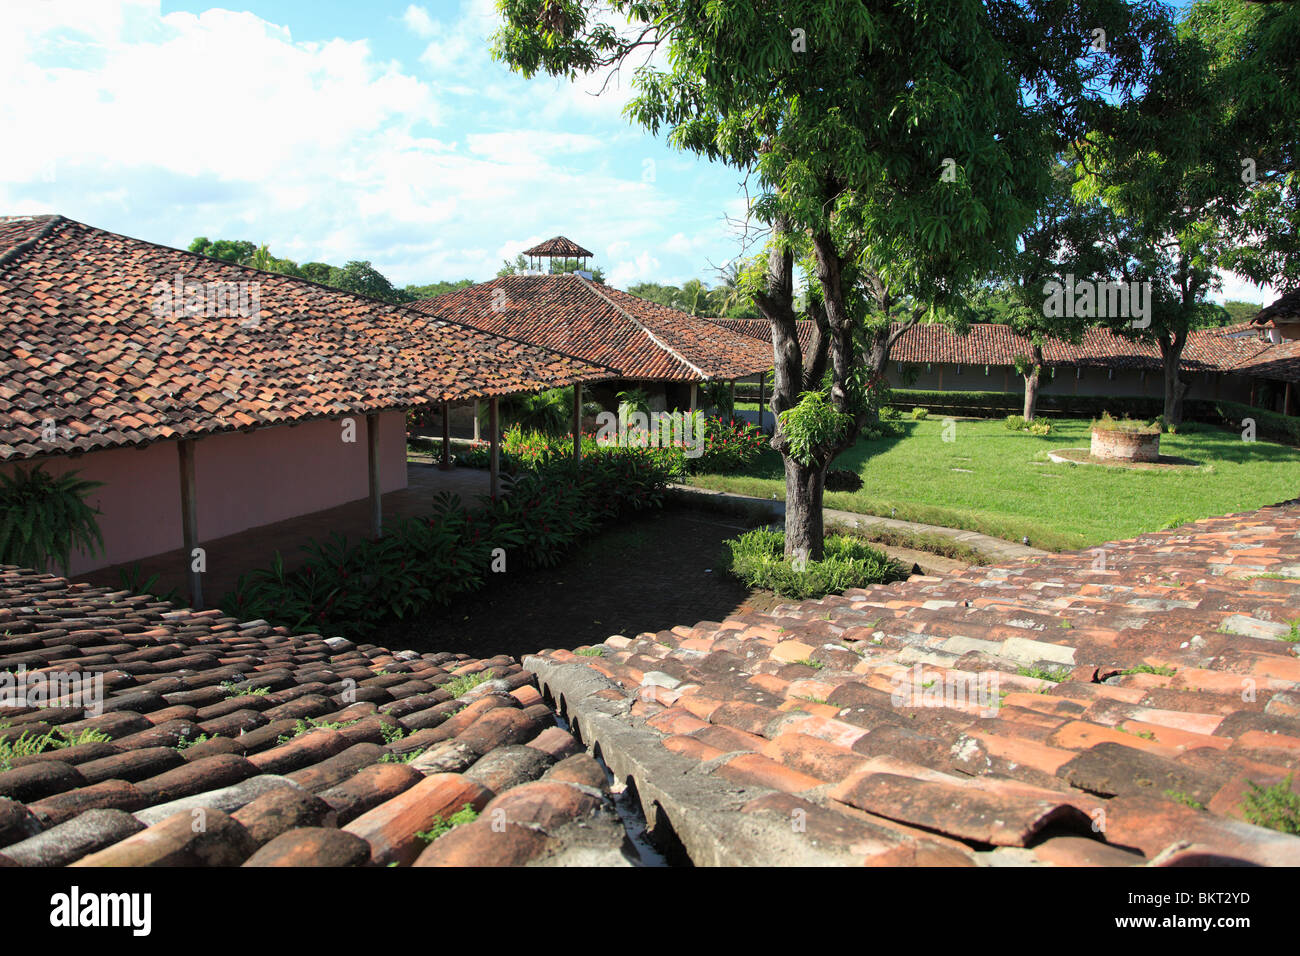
top-left (669, 484), bottom-right (1048, 563)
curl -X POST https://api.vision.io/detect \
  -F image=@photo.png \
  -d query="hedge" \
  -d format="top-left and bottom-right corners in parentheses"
top-left (887, 389), bottom-right (1299, 445)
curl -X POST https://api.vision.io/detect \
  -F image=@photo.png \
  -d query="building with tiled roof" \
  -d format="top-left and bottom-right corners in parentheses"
top-left (882, 320), bottom-right (1296, 414)
top-left (413, 272), bottom-right (772, 411)
top-left (0, 215), bottom-right (611, 595)
top-left (2, 500), bottom-right (1298, 867)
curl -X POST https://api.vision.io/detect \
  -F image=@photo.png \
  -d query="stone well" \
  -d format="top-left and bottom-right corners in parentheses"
top-left (1090, 426), bottom-right (1161, 462)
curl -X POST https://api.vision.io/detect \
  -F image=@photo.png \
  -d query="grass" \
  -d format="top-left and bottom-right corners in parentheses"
top-left (686, 416), bottom-right (1300, 550)
top-left (416, 803), bottom-right (480, 843)
top-left (441, 669), bottom-right (494, 699)
top-left (1016, 664), bottom-right (1071, 682)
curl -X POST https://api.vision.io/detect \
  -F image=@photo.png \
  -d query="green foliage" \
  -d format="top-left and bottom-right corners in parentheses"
top-left (441, 669), bottom-right (494, 699)
top-left (1239, 774), bottom-right (1300, 835)
top-left (778, 392), bottom-right (853, 467)
top-left (405, 279), bottom-right (474, 300)
top-left (0, 465), bottom-right (104, 573)
top-left (1016, 665), bottom-right (1070, 682)
top-left (824, 469), bottom-right (863, 493)
top-left (1005, 415), bottom-right (1027, 431)
top-left (1091, 412), bottom-right (1159, 434)
top-left (1004, 414), bottom-right (1051, 436)
top-left (0, 727), bottom-right (112, 771)
top-left (220, 451), bottom-right (674, 639)
top-left (723, 528), bottom-right (905, 600)
top-left (416, 803), bottom-right (480, 844)
top-left (116, 563), bottom-right (182, 605)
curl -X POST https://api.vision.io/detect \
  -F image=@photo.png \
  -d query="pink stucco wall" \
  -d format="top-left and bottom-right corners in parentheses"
top-left (0, 410), bottom-right (408, 576)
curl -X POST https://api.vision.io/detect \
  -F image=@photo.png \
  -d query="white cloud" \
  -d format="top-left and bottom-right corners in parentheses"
top-left (0, 0), bottom-right (745, 289)
top-left (402, 4), bottom-right (437, 39)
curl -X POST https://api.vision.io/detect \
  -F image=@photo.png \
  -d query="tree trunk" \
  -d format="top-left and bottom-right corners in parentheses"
top-left (1023, 368), bottom-right (1041, 421)
top-left (1158, 332), bottom-right (1188, 426)
top-left (1021, 343), bottom-right (1044, 421)
top-left (783, 457), bottom-right (825, 561)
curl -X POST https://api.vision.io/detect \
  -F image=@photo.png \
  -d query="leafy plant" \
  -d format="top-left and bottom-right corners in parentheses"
top-left (416, 803), bottom-right (479, 843)
top-left (723, 528), bottom-right (904, 599)
top-left (1239, 774), bottom-right (1300, 835)
top-left (0, 726), bottom-right (111, 771)
top-left (0, 466), bottom-right (104, 573)
top-left (778, 391), bottom-right (853, 467)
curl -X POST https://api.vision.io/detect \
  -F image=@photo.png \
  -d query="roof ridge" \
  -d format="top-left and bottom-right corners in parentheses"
top-left (576, 274), bottom-right (713, 380)
top-left (0, 214), bottom-right (65, 269)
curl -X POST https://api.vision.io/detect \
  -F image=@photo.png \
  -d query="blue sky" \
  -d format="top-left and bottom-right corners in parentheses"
top-left (0, 0), bottom-right (1271, 302)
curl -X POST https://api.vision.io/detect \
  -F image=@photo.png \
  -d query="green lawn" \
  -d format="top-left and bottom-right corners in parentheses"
top-left (686, 417), bottom-right (1300, 551)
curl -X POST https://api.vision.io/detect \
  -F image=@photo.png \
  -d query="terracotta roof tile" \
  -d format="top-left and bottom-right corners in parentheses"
top-left (531, 500), bottom-right (1300, 866)
top-left (0, 215), bottom-right (609, 462)
top-left (415, 274), bottom-right (772, 381)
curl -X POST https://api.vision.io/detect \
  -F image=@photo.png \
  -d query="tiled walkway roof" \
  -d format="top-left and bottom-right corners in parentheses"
top-left (0, 567), bottom-right (623, 867)
top-left (414, 275), bottom-right (772, 382)
top-left (0, 216), bottom-right (609, 462)
top-left (887, 322), bottom-right (1282, 375)
top-left (532, 502), bottom-right (1300, 866)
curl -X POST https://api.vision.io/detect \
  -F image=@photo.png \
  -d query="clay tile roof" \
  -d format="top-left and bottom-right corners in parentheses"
top-left (1254, 289), bottom-right (1300, 326)
top-left (0, 215), bottom-right (612, 462)
top-left (413, 274), bottom-right (772, 382)
top-left (520, 236), bottom-right (593, 259)
top-left (885, 321), bottom-right (1299, 380)
top-left (704, 317), bottom-right (817, 354)
top-left (533, 501), bottom-right (1300, 866)
top-left (0, 565), bottom-right (623, 867)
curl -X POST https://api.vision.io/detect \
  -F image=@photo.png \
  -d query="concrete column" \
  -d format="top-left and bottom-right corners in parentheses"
top-left (366, 413), bottom-right (382, 538)
top-left (572, 383), bottom-right (583, 465)
top-left (473, 399), bottom-right (481, 442)
top-left (489, 397), bottom-right (501, 502)
top-left (757, 376), bottom-right (765, 432)
top-left (440, 402), bottom-right (451, 470)
top-left (177, 439), bottom-right (202, 610)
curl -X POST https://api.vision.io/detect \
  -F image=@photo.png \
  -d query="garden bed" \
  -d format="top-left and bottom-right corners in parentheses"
top-left (391, 507), bottom-right (782, 658)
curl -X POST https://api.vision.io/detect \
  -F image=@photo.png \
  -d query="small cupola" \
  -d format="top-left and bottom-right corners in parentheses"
top-left (521, 236), bottom-right (594, 276)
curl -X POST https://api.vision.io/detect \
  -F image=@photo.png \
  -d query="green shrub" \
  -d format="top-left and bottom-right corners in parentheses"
top-left (911, 407), bottom-right (929, 421)
top-left (0, 466), bottom-right (104, 574)
top-left (1004, 414), bottom-right (1027, 431)
top-left (824, 469), bottom-right (864, 492)
top-left (778, 391), bottom-right (854, 466)
top-left (1027, 420), bottom-right (1052, 436)
top-left (221, 451), bottom-right (674, 638)
top-left (723, 528), bottom-right (905, 599)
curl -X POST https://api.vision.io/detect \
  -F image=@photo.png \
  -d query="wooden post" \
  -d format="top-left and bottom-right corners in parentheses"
top-left (489, 397), bottom-right (500, 501)
top-left (473, 399), bottom-right (480, 442)
top-left (366, 413), bottom-right (382, 538)
top-left (177, 439), bottom-right (202, 610)
top-left (572, 383), bottom-right (582, 465)
top-left (728, 379), bottom-right (736, 418)
top-left (757, 376), bottom-right (765, 432)
top-left (689, 383), bottom-right (698, 413)
top-left (439, 402), bottom-right (451, 470)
